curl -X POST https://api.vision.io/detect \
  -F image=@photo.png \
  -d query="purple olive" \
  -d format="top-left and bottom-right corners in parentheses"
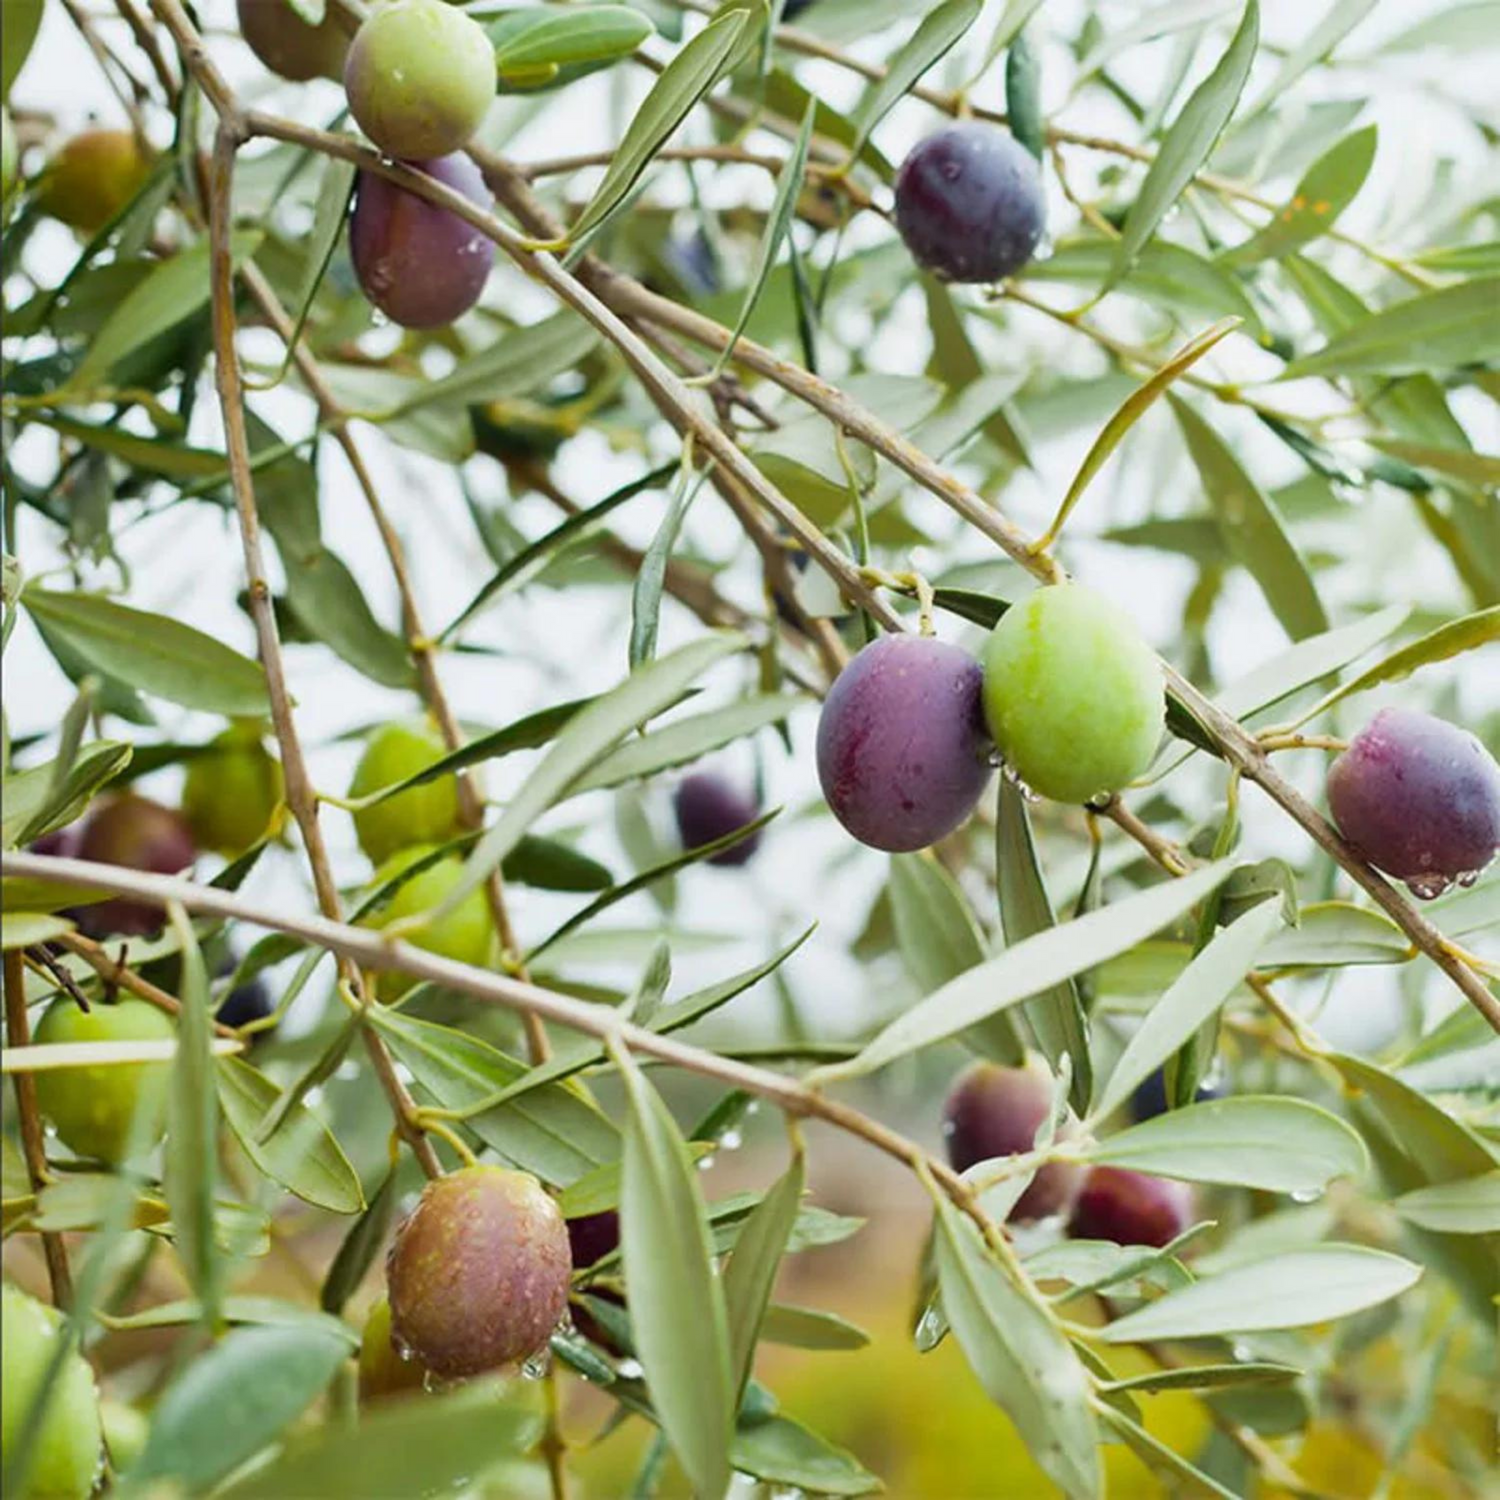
top-left (817, 634), bottom-right (993, 852)
top-left (386, 1166), bottom-right (571, 1377)
top-left (565, 1209), bottom-right (620, 1271)
top-left (72, 795), bottom-right (196, 937)
top-left (673, 772), bottom-right (762, 867)
top-left (894, 123), bottom-right (1045, 285)
top-left (1067, 1166), bottom-right (1195, 1249)
top-left (1327, 707), bottom-right (1500, 898)
top-left (942, 1058), bottom-right (1082, 1224)
top-left (1131, 1067), bottom-right (1222, 1122)
top-left (350, 154), bottom-right (495, 329)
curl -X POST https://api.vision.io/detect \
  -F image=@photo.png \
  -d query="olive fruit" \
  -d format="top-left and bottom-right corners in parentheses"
top-left (349, 153), bottom-right (495, 328)
top-left (358, 1295), bottom-right (430, 1403)
top-left (1131, 1066), bottom-right (1222, 1122)
top-left (942, 1057), bottom-right (1082, 1223)
top-left (982, 585), bottom-right (1164, 804)
top-left (181, 726), bottom-right (284, 856)
top-left (360, 845), bottom-right (493, 999)
top-left (71, 794), bottom-right (196, 938)
top-left (32, 999), bottom-right (175, 1164)
top-left (817, 635), bottom-right (993, 852)
top-left (237, 0), bottom-right (349, 81)
top-left (37, 129), bottom-right (152, 234)
top-left (566, 1209), bottom-right (620, 1272)
top-left (1, 1284), bottom-right (104, 1500)
top-left (99, 1400), bottom-right (150, 1475)
top-left (894, 122), bottom-right (1045, 284)
top-left (673, 771), bottom-right (762, 867)
top-left (1326, 707), bottom-right (1500, 899)
top-left (349, 719), bottom-right (462, 865)
top-left (386, 1166), bottom-right (572, 1377)
top-left (1067, 1166), bottom-right (1195, 1249)
top-left (343, 0), bottom-right (495, 160)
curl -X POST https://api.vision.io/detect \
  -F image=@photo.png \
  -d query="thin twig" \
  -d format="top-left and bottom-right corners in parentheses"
top-left (4, 949), bottom-right (75, 1308)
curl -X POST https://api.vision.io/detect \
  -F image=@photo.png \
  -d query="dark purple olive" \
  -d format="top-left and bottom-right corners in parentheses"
top-left (673, 772), bottom-right (763, 867)
top-left (894, 123), bottom-right (1045, 284)
top-left (943, 1058), bottom-right (1082, 1224)
top-left (1327, 707), bottom-right (1500, 899)
top-left (1067, 1167), bottom-right (1196, 1249)
top-left (566, 1210), bottom-right (619, 1271)
top-left (73, 795), bottom-right (196, 938)
top-left (350, 153), bottom-right (495, 329)
top-left (1131, 1067), bottom-right (1222, 1122)
top-left (817, 634), bottom-right (993, 852)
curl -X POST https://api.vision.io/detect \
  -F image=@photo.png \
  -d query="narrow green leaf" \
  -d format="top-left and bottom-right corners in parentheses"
top-left (29, 415), bottom-right (226, 479)
top-left (321, 1172), bottom-right (397, 1314)
top-left (1020, 238), bottom-right (1264, 336)
top-left (569, 12), bottom-right (749, 243)
top-left (996, 780), bottom-right (1091, 1112)
top-left (1040, 318), bottom-right (1240, 547)
top-left (888, 851), bottom-right (986, 994)
top-left (1246, 0), bottom-right (1377, 111)
top-left (712, 100), bottom-right (816, 378)
top-left (1005, 31), bottom-right (1044, 161)
top-left (259, 155), bottom-right (356, 389)
top-left (440, 633), bottom-right (745, 915)
top-left (1101, 1362), bottom-right (1300, 1393)
top-left (217, 1381), bottom-right (541, 1500)
top-left (22, 589), bottom-right (268, 716)
top-left (1085, 1095), bottom-right (1369, 1193)
top-left (724, 1152), bottom-right (805, 1402)
top-left (1111, 0), bottom-right (1260, 283)
top-left (65, 231), bottom-right (261, 392)
top-left (492, 6), bottom-right (653, 81)
top-left (933, 1194), bottom-right (1101, 1500)
top-left (370, 1008), bottom-right (620, 1186)
top-left (1222, 124), bottom-right (1377, 264)
top-left (1282, 276), bottom-right (1500, 379)
top-left (393, 309), bottom-right (601, 417)
top-left (280, 547), bottom-right (415, 691)
top-left (616, 1046), bottom-right (734, 1499)
top-left (569, 692), bottom-right (801, 796)
top-left (1100, 1244), bottom-right (1421, 1341)
top-left (1, 0), bottom-right (43, 98)
top-left (758, 1303), bottom-right (870, 1350)
top-left (1096, 1406), bottom-right (1239, 1499)
top-left (1285, 605), bottom-right (1500, 729)
top-left (128, 1325), bottom-right (348, 1493)
top-left (216, 1057), bottom-right (364, 1214)
top-left (968, 0), bottom-right (1047, 87)
top-left (1094, 901), bottom-right (1282, 1119)
top-left (1390, 1172), bottom-right (1500, 1235)
top-left (443, 465), bottom-right (674, 639)
top-left (1171, 395), bottom-right (1329, 640)
top-left (848, 0), bottom-right (982, 161)
top-left (631, 464), bottom-right (707, 668)
top-left (1367, 438), bottom-right (1500, 488)
top-left (6, 739), bottom-right (133, 848)
top-left (163, 907), bottom-right (219, 1327)
top-left (820, 861), bottom-right (1235, 1081)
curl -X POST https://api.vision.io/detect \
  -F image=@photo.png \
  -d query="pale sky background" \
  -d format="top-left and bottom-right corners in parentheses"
top-left (6, 0), bottom-right (1498, 1086)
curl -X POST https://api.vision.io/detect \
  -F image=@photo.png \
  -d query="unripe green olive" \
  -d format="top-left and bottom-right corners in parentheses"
top-left (32, 999), bottom-right (175, 1164)
top-left (37, 129), bottom-right (152, 234)
top-left (349, 720), bottom-right (462, 866)
top-left (386, 1166), bottom-right (571, 1377)
top-left (1, 1284), bottom-right (104, 1500)
top-left (358, 1295), bottom-right (430, 1402)
top-left (99, 1400), bottom-right (150, 1475)
top-left (343, 0), bottom-right (495, 159)
top-left (181, 726), bottom-right (284, 856)
top-left (361, 845), bottom-right (493, 999)
top-left (981, 584), bottom-right (1164, 804)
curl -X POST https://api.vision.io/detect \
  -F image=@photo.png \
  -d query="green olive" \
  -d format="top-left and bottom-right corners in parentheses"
top-left (361, 844), bottom-right (493, 999)
top-left (348, 720), bottom-right (462, 866)
top-left (181, 726), bottom-right (284, 856)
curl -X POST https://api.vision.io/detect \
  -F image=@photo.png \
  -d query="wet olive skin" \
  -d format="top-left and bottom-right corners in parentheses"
top-left (386, 1167), bottom-right (572, 1378)
top-left (943, 1057), bottom-right (1083, 1224)
top-left (1067, 1166), bottom-right (1196, 1249)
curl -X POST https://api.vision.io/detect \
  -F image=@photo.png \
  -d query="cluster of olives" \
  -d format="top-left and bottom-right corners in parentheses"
top-left (943, 1058), bottom-right (1196, 1249)
top-left (27, 733), bottom-right (281, 1162)
top-left (818, 584), bottom-right (1165, 851)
